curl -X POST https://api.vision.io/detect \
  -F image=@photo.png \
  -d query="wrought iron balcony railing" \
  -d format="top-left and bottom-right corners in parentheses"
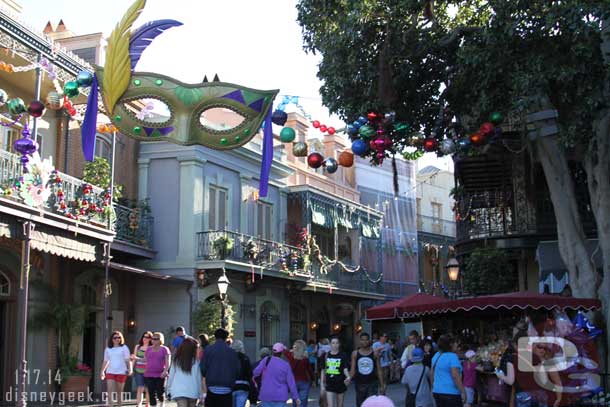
top-left (0, 149), bottom-right (153, 248)
top-left (417, 214), bottom-right (456, 237)
top-left (196, 230), bottom-right (383, 295)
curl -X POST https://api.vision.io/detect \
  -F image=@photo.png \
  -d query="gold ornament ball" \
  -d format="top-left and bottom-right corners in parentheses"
top-left (45, 91), bottom-right (63, 110)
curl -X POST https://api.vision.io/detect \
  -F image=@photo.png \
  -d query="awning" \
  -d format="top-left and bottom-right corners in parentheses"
top-left (366, 293), bottom-right (449, 320)
top-left (366, 291), bottom-right (601, 320)
top-left (109, 262), bottom-right (192, 283)
top-left (536, 239), bottom-right (603, 281)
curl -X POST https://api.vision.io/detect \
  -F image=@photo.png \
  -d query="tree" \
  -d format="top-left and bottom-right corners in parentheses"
top-left (82, 157), bottom-right (123, 200)
top-left (193, 297), bottom-right (234, 338)
top-left (297, 0), bottom-right (610, 361)
top-left (463, 248), bottom-right (516, 296)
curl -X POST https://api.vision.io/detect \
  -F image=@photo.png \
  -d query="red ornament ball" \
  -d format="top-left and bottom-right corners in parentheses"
top-left (327, 127), bottom-right (336, 135)
top-left (319, 125), bottom-right (327, 133)
top-left (470, 132), bottom-right (486, 146)
top-left (367, 112), bottom-right (380, 122)
top-left (479, 122), bottom-right (495, 136)
top-left (307, 152), bottom-right (324, 169)
top-left (312, 120), bottom-right (320, 128)
top-left (423, 138), bottom-right (438, 152)
top-left (27, 100), bottom-right (46, 118)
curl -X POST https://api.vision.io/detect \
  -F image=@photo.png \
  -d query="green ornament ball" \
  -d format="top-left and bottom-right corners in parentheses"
top-left (7, 97), bottom-right (26, 115)
top-left (489, 112), bottom-right (503, 125)
top-left (280, 127), bottom-right (296, 143)
top-left (63, 81), bottom-right (80, 98)
top-left (358, 124), bottom-right (376, 139)
top-left (394, 122), bottom-right (410, 135)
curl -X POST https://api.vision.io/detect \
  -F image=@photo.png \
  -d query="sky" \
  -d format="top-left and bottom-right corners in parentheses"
top-left (15, 0), bottom-right (451, 172)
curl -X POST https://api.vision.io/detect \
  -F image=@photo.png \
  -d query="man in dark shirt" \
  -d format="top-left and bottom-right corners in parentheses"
top-left (200, 328), bottom-right (241, 406)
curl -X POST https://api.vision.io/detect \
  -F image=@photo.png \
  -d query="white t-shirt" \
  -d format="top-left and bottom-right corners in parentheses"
top-left (104, 345), bottom-right (130, 374)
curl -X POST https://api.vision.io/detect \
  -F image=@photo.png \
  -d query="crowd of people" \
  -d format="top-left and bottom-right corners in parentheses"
top-left (99, 327), bottom-right (402, 407)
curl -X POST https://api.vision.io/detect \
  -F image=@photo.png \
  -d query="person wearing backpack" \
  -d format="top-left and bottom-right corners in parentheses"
top-left (402, 348), bottom-right (434, 407)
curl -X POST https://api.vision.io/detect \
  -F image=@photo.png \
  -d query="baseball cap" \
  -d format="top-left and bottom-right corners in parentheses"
top-left (411, 347), bottom-right (424, 362)
top-left (362, 395), bottom-right (395, 407)
top-left (465, 350), bottom-right (476, 359)
top-left (272, 342), bottom-right (286, 353)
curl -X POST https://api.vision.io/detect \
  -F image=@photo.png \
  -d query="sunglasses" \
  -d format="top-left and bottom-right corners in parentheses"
top-left (144, 336), bottom-right (152, 339)
top-left (152, 337), bottom-right (161, 340)
top-left (113, 337), bottom-right (121, 340)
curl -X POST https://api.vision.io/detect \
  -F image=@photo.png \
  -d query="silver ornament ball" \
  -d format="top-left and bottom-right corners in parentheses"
top-left (323, 157), bottom-right (339, 174)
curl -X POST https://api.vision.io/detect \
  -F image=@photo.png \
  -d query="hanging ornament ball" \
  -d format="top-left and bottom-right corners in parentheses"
top-left (292, 141), bottom-right (308, 157)
top-left (76, 70), bottom-right (94, 87)
top-left (45, 91), bottom-right (63, 110)
top-left (323, 157), bottom-right (339, 174)
top-left (384, 111), bottom-right (396, 123)
top-left (352, 120), bottom-right (362, 129)
top-left (367, 112), bottom-right (380, 122)
top-left (27, 100), bottom-right (46, 118)
top-left (358, 125), bottom-right (376, 139)
top-left (351, 139), bottom-right (368, 156)
top-left (319, 124), bottom-right (328, 133)
top-left (440, 139), bottom-right (456, 155)
top-left (458, 138), bottom-right (471, 149)
top-left (357, 116), bottom-right (368, 125)
top-left (7, 97), bottom-right (26, 116)
top-left (338, 150), bottom-right (354, 167)
top-left (272, 110), bottom-right (288, 126)
top-left (14, 136), bottom-right (37, 155)
top-left (63, 81), bottom-right (80, 98)
top-left (347, 124), bottom-right (357, 135)
top-left (469, 132), bottom-right (486, 146)
top-left (327, 127), bottom-right (336, 135)
top-left (307, 152), bottom-right (324, 169)
top-left (489, 111), bottom-right (503, 125)
top-left (0, 89), bottom-right (7, 106)
top-left (479, 122), bottom-right (495, 136)
top-left (279, 127), bottom-right (296, 143)
top-left (312, 120), bottom-right (320, 128)
top-left (423, 138), bottom-right (438, 152)
top-left (394, 122), bottom-right (410, 135)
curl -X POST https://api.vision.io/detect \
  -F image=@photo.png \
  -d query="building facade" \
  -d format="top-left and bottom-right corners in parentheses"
top-left (415, 165), bottom-right (456, 294)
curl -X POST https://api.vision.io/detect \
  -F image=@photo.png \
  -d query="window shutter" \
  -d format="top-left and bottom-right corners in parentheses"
top-left (209, 187), bottom-right (217, 230)
top-left (265, 205), bottom-right (272, 239)
top-left (257, 203), bottom-right (263, 238)
top-left (218, 189), bottom-right (227, 230)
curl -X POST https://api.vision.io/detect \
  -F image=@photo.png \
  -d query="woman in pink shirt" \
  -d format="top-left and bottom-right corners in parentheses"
top-left (144, 332), bottom-right (171, 407)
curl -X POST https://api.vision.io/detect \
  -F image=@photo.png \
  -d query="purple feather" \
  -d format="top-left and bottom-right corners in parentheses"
top-left (129, 19), bottom-right (183, 71)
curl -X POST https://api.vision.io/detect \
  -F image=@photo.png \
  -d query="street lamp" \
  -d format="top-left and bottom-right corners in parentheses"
top-left (217, 269), bottom-right (230, 329)
top-left (446, 257), bottom-right (460, 299)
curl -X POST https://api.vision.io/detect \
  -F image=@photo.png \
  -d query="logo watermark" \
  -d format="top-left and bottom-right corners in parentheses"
top-left (3, 387), bottom-right (135, 406)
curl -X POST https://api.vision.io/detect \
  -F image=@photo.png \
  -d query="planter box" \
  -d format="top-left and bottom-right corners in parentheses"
top-left (61, 375), bottom-right (91, 397)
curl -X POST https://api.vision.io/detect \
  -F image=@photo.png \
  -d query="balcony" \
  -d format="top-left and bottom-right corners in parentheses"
top-left (0, 149), bottom-right (153, 249)
top-left (196, 230), bottom-right (384, 297)
top-left (417, 214), bottom-right (456, 237)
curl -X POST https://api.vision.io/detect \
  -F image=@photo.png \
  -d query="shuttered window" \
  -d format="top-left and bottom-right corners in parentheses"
top-left (209, 185), bottom-right (228, 230)
top-left (256, 201), bottom-right (273, 240)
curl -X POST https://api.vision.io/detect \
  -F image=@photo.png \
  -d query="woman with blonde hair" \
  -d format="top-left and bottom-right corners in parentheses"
top-left (101, 331), bottom-right (132, 407)
top-left (144, 332), bottom-right (171, 407)
top-left (284, 339), bottom-right (314, 407)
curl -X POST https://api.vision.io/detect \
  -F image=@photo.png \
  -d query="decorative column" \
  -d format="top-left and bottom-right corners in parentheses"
top-left (279, 190), bottom-right (288, 243)
top-left (177, 156), bottom-right (206, 264)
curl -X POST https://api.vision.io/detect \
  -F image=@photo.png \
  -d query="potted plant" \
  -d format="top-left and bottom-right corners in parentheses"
top-left (212, 235), bottom-right (234, 259)
top-left (30, 282), bottom-right (91, 396)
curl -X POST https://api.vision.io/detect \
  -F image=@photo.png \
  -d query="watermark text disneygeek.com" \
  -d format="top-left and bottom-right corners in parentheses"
top-left (3, 387), bottom-right (134, 405)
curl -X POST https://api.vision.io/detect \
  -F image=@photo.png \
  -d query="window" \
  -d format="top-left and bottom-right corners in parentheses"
top-left (431, 202), bottom-right (442, 233)
top-left (209, 185), bottom-right (228, 230)
top-left (0, 271), bottom-right (9, 296)
top-left (0, 127), bottom-right (18, 152)
top-left (256, 201), bottom-right (273, 240)
top-left (260, 301), bottom-right (280, 349)
top-left (95, 134), bottom-right (112, 162)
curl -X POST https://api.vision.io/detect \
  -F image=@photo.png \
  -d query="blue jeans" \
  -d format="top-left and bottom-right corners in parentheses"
top-left (261, 402), bottom-right (287, 407)
top-left (232, 390), bottom-right (249, 407)
top-left (296, 381), bottom-right (310, 407)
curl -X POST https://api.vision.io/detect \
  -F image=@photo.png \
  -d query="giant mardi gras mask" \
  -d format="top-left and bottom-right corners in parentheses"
top-left (82, 0), bottom-right (278, 194)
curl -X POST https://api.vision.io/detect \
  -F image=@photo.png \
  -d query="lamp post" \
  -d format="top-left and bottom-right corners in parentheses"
top-left (446, 257), bottom-right (460, 299)
top-left (217, 269), bottom-right (230, 329)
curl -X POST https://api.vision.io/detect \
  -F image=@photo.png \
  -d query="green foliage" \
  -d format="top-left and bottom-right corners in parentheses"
top-left (29, 281), bottom-right (91, 376)
top-left (193, 297), bottom-right (234, 338)
top-left (296, 0), bottom-right (609, 150)
top-left (82, 157), bottom-right (123, 200)
top-left (212, 235), bottom-right (234, 259)
top-left (463, 248), bottom-right (516, 295)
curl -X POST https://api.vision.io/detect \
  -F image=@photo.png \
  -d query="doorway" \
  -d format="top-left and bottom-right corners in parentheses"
top-left (0, 301), bottom-right (4, 394)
